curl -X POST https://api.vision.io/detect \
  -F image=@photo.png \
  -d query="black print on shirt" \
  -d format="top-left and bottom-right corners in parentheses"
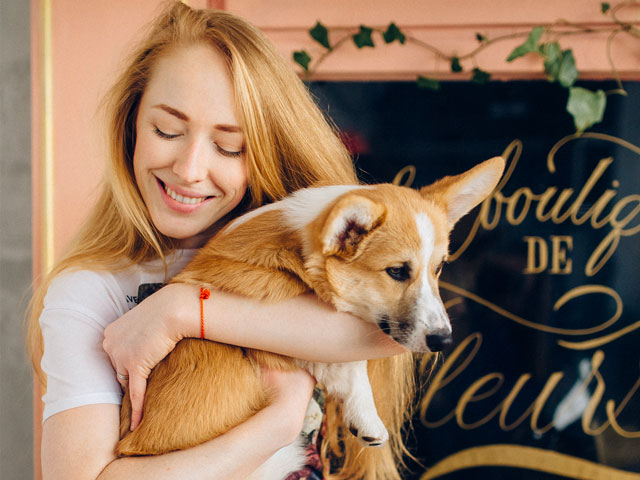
top-left (132, 283), bottom-right (165, 305)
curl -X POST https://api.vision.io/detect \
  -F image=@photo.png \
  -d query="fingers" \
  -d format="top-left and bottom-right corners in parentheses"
top-left (114, 368), bottom-right (147, 431)
top-left (128, 375), bottom-right (148, 431)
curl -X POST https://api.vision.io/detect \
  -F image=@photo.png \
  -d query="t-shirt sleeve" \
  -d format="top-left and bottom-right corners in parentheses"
top-left (40, 270), bottom-right (125, 422)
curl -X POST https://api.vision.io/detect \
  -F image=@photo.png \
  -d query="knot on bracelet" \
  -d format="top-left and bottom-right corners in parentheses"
top-left (200, 288), bottom-right (211, 300)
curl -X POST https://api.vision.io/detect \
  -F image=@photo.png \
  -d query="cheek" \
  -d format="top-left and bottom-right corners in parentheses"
top-left (133, 116), bottom-right (179, 172)
top-left (132, 134), bottom-right (156, 185)
top-left (226, 159), bottom-right (249, 196)
top-left (237, 162), bottom-right (249, 192)
top-left (328, 263), bottom-right (390, 308)
top-left (132, 144), bottom-right (146, 196)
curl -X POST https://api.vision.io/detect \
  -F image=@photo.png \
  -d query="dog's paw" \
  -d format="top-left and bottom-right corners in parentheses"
top-left (347, 419), bottom-right (389, 448)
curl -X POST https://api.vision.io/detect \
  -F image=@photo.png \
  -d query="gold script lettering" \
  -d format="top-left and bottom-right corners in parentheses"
top-left (523, 236), bottom-right (548, 274)
top-left (392, 165), bottom-right (416, 187)
top-left (419, 333), bottom-right (482, 428)
top-left (522, 235), bottom-right (573, 274)
top-left (420, 335), bottom-right (640, 439)
top-left (437, 136), bottom-right (640, 276)
top-left (419, 445), bottom-right (640, 479)
top-left (551, 235), bottom-right (573, 274)
top-left (440, 281), bottom-right (622, 339)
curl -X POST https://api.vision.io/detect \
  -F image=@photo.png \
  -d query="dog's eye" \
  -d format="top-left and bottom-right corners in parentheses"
top-left (435, 260), bottom-right (445, 276)
top-left (386, 264), bottom-right (410, 282)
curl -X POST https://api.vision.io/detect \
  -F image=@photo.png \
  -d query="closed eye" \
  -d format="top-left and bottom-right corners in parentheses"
top-left (215, 144), bottom-right (244, 158)
top-left (154, 126), bottom-right (181, 140)
top-left (154, 125), bottom-right (243, 158)
top-left (386, 263), bottom-right (411, 282)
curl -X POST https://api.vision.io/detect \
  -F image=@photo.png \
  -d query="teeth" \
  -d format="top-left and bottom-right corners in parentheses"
top-left (164, 184), bottom-right (207, 205)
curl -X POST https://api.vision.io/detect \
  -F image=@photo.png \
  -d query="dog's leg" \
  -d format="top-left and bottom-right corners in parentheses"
top-left (302, 360), bottom-right (388, 448)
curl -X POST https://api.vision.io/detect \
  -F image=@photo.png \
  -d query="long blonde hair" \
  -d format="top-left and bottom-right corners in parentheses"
top-left (27, 3), bottom-right (415, 478)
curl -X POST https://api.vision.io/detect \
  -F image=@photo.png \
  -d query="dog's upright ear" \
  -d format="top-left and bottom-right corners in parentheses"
top-left (421, 156), bottom-right (505, 227)
top-left (321, 193), bottom-right (387, 259)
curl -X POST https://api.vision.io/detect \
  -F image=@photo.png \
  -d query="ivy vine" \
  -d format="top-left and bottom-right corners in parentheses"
top-left (293, 1), bottom-right (640, 133)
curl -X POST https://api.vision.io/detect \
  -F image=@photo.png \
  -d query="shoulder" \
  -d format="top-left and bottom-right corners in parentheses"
top-left (43, 269), bottom-right (127, 328)
top-left (42, 250), bottom-right (196, 327)
top-left (47, 268), bottom-right (119, 299)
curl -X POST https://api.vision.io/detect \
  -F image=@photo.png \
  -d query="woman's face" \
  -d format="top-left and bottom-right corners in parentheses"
top-left (133, 43), bottom-right (248, 249)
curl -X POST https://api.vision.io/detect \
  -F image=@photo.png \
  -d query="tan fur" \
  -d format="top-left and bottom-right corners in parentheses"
top-left (117, 157), bottom-right (505, 479)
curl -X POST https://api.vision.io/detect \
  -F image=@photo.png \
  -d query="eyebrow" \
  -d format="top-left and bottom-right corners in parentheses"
top-left (152, 104), bottom-right (242, 133)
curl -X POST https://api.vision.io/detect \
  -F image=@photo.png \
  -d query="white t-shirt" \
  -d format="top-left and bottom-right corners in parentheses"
top-left (40, 250), bottom-right (196, 422)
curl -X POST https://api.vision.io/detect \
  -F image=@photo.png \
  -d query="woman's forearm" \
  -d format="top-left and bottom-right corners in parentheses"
top-left (98, 403), bottom-right (297, 480)
top-left (169, 283), bottom-right (406, 363)
top-left (43, 366), bottom-right (314, 480)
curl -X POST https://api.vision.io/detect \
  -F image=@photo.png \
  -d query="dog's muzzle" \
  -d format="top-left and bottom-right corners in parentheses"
top-left (377, 314), bottom-right (452, 352)
top-left (425, 331), bottom-right (452, 352)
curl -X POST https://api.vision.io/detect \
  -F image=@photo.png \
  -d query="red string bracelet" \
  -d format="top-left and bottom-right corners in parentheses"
top-left (200, 287), bottom-right (210, 339)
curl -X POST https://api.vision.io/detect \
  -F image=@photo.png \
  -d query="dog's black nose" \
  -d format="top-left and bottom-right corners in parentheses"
top-left (426, 333), bottom-right (452, 352)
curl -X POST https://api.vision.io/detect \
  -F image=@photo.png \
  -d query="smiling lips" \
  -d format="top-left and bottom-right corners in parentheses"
top-left (164, 184), bottom-right (208, 205)
top-left (158, 178), bottom-right (212, 208)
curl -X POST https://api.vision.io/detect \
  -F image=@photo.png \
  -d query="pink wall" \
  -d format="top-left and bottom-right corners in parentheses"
top-left (226, 0), bottom-right (640, 81)
top-left (32, 0), bottom-right (640, 271)
top-left (30, 2), bottom-right (211, 477)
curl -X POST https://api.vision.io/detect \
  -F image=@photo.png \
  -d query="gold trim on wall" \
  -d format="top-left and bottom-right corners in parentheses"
top-left (42, 0), bottom-right (54, 273)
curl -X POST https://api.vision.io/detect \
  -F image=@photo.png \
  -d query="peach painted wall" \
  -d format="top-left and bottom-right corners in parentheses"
top-left (30, 2), bottom-right (212, 477)
top-left (225, 0), bottom-right (640, 80)
top-left (32, 0), bottom-right (209, 272)
top-left (30, 1), bottom-right (638, 478)
top-left (32, 0), bottom-right (639, 273)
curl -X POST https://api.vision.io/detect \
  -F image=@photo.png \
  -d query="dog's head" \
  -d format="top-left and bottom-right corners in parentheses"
top-left (307, 157), bottom-right (505, 353)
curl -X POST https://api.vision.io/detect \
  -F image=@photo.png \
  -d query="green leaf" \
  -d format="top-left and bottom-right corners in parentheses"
top-left (542, 42), bottom-right (578, 88)
top-left (293, 50), bottom-right (312, 71)
top-left (417, 76), bottom-right (441, 91)
top-left (543, 42), bottom-right (562, 79)
top-left (557, 50), bottom-right (578, 87)
top-left (601, 2), bottom-right (610, 13)
top-left (566, 87), bottom-right (606, 132)
top-left (507, 26), bottom-right (544, 62)
top-left (476, 33), bottom-right (487, 43)
top-left (543, 45), bottom-right (578, 87)
top-left (451, 57), bottom-right (463, 73)
top-left (383, 23), bottom-right (406, 44)
top-left (472, 68), bottom-right (491, 85)
top-left (309, 22), bottom-right (331, 50)
top-left (353, 25), bottom-right (375, 48)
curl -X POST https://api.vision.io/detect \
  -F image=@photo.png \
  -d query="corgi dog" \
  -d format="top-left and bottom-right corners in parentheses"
top-left (116, 157), bottom-right (505, 479)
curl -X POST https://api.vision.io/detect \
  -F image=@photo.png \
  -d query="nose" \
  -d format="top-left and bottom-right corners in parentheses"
top-left (172, 137), bottom-right (208, 183)
top-left (426, 332), bottom-right (452, 352)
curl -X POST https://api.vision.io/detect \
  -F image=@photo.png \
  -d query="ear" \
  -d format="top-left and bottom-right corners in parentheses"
top-left (421, 156), bottom-right (505, 227)
top-left (321, 194), bottom-right (387, 259)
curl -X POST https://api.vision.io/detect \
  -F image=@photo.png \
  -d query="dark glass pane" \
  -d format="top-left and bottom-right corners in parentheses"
top-left (310, 80), bottom-right (640, 479)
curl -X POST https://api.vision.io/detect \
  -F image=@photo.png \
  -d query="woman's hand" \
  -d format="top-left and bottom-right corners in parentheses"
top-left (260, 366), bottom-right (317, 444)
top-left (103, 283), bottom-right (195, 431)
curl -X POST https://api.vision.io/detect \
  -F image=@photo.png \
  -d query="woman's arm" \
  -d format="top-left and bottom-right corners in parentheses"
top-left (103, 283), bottom-right (406, 429)
top-left (42, 367), bottom-right (315, 480)
top-left (190, 283), bottom-right (405, 361)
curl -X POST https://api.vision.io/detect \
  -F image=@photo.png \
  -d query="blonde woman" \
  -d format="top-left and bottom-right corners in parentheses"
top-left (28, 3), bottom-right (413, 479)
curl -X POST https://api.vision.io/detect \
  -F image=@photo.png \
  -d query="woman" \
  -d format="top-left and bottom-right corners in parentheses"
top-left (28, 3), bottom-right (413, 479)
